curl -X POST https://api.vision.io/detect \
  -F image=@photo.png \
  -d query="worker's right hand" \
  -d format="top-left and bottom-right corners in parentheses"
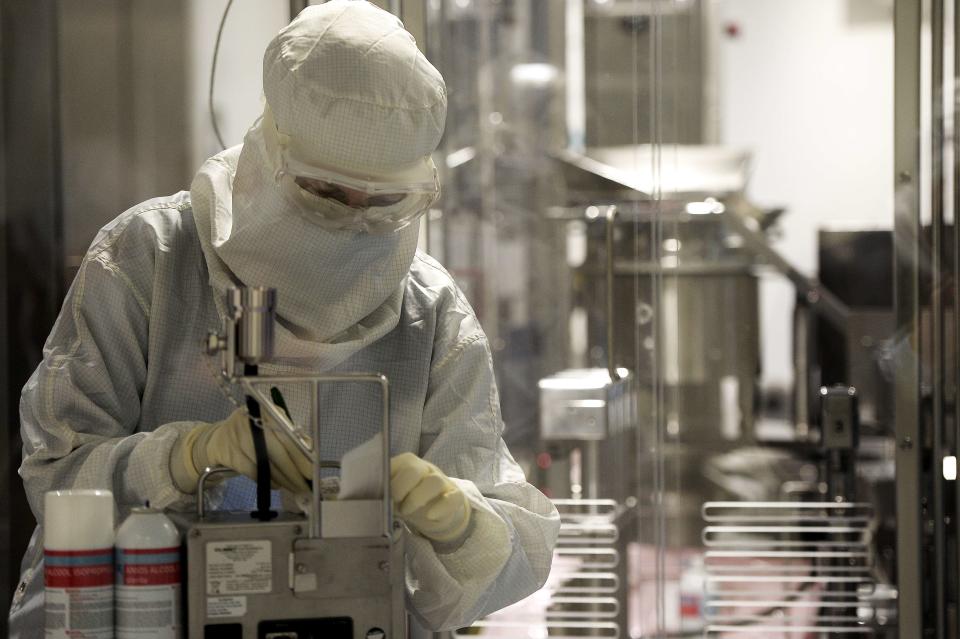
top-left (391, 453), bottom-right (472, 543)
top-left (170, 407), bottom-right (312, 494)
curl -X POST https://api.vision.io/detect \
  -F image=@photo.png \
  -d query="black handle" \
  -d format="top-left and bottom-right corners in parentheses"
top-left (245, 364), bottom-right (277, 521)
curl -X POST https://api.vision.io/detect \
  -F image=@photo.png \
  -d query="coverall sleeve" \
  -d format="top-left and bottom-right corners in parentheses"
top-left (404, 305), bottom-right (561, 631)
top-left (19, 254), bottom-right (197, 526)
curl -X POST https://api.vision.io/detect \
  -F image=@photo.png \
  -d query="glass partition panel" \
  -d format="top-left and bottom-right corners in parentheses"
top-left (425, 0), bottom-right (905, 637)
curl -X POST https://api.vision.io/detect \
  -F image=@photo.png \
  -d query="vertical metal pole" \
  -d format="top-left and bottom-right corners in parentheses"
top-left (700, 0), bottom-right (720, 144)
top-left (399, 0), bottom-right (427, 47)
top-left (288, 0), bottom-right (309, 21)
top-left (477, 0), bottom-right (498, 339)
top-left (0, 11), bottom-right (7, 623)
top-left (310, 381), bottom-right (321, 538)
top-left (424, 0), bottom-right (449, 266)
top-left (651, 2), bottom-right (666, 635)
top-left (583, 441), bottom-right (599, 500)
top-left (954, 0), bottom-right (960, 630)
top-left (606, 206), bottom-right (619, 379)
top-left (564, 0), bottom-right (585, 151)
top-left (932, 1), bottom-right (947, 634)
top-left (0, 7), bottom-right (9, 625)
top-left (894, 0), bottom-right (925, 636)
top-left (792, 305), bottom-right (811, 440)
top-left (379, 376), bottom-right (391, 537)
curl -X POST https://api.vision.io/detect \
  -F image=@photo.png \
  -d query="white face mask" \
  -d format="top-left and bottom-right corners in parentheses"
top-left (190, 120), bottom-right (421, 368)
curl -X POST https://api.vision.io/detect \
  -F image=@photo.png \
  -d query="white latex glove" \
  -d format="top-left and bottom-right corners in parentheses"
top-left (390, 452), bottom-right (471, 543)
top-left (170, 407), bottom-right (312, 494)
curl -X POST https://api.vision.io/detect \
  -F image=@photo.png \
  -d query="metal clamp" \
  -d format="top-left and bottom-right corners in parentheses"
top-left (238, 374), bottom-right (392, 539)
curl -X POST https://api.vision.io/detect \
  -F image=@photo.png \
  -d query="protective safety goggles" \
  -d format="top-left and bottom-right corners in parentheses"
top-left (262, 106), bottom-right (440, 201)
top-left (292, 176), bottom-right (408, 209)
top-left (279, 152), bottom-right (439, 198)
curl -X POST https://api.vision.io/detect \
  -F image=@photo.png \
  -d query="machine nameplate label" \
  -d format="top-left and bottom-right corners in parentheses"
top-left (206, 540), bottom-right (272, 595)
top-left (206, 595), bottom-right (247, 618)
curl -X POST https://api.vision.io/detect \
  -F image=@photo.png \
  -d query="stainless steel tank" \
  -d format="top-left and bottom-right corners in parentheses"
top-left (578, 204), bottom-right (761, 447)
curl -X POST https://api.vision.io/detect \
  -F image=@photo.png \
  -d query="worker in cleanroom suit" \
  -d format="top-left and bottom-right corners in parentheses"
top-left (8, 1), bottom-right (560, 634)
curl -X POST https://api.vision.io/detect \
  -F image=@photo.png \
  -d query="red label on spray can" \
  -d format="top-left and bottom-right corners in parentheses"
top-left (116, 547), bottom-right (181, 586)
top-left (44, 547), bottom-right (114, 638)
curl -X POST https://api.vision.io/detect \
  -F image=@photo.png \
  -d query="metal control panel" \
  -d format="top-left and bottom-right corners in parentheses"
top-left (169, 511), bottom-right (405, 639)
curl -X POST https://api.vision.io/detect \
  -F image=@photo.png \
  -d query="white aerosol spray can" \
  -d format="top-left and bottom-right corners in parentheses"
top-left (115, 506), bottom-right (181, 639)
top-left (44, 489), bottom-right (115, 639)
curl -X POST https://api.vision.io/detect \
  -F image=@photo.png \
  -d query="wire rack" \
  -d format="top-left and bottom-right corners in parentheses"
top-left (701, 501), bottom-right (877, 637)
top-left (453, 498), bottom-right (623, 638)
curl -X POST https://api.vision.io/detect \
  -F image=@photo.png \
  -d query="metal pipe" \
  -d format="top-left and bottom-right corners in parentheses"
top-left (650, 1), bottom-right (667, 632)
top-left (565, 0), bottom-right (586, 151)
top-left (931, 1), bottom-right (947, 633)
top-left (893, 0), bottom-right (925, 635)
top-left (379, 375), bottom-right (392, 538)
top-left (288, 0), bottom-right (309, 21)
top-left (229, 287), bottom-right (276, 365)
top-left (792, 304), bottom-right (811, 440)
top-left (700, 0), bottom-right (721, 144)
top-left (721, 209), bottom-right (850, 331)
top-left (241, 374), bottom-right (390, 385)
top-left (605, 206), bottom-right (620, 380)
top-left (311, 380), bottom-right (321, 538)
top-left (426, 0), bottom-right (451, 267)
top-left (477, 0), bottom-right (498, 343)
top-left (584, 441), bottom-right (599, 500)
top-left (223, 313), bottom-right (237, 380)
top-left (954, 0), bottom-right (960, 630)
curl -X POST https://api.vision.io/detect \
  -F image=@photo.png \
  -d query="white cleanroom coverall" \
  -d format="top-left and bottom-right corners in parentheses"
top-left (9, 182), bottom-right (560, 634)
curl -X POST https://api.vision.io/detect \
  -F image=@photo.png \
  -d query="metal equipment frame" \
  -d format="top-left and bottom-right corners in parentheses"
top-left (175, 286), bottom-right (403, 638)
top-left (893, 0), bottom-right (959, 635)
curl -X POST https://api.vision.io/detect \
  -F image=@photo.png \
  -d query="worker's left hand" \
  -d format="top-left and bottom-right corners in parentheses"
top-left (390, 453), bottom-right (471, 543)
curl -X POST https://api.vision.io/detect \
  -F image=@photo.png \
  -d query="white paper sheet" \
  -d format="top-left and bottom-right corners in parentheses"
top-left (337, 432), bottom-right (385, 500)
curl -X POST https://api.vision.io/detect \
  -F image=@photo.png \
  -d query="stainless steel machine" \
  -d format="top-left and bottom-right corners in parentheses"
top-left (169, 286), bottom-right (404, 639)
